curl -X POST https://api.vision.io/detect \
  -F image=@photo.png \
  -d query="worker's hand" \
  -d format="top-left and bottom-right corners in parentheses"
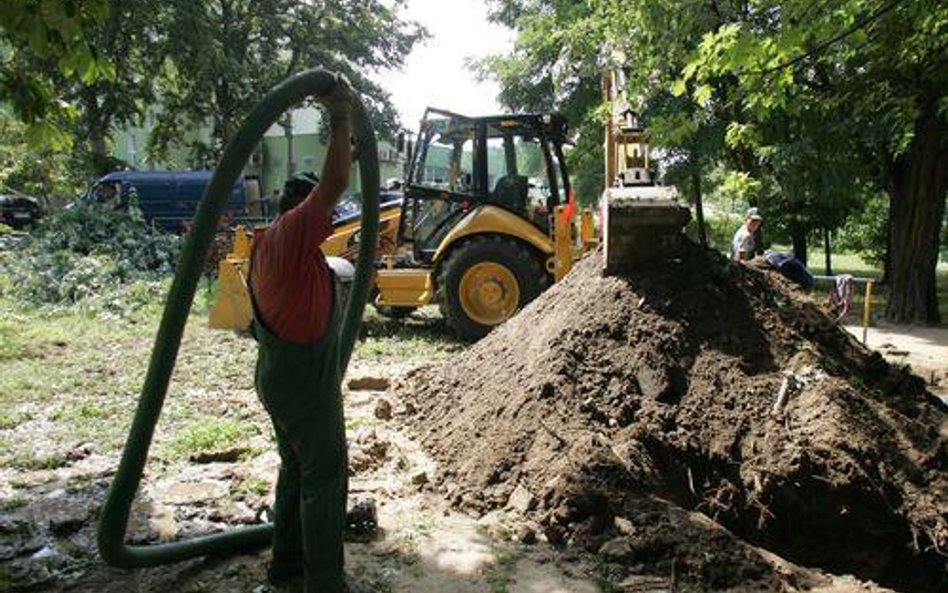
top-left (322, 74), bottom-right (352, 121)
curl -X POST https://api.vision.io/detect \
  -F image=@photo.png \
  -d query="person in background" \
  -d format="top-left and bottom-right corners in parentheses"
top-left (248, 76), bottom-right (357, 593)
top-left (732, 209), bottom-right (764, 261)
top-left (261, 188), bottom-right (279, 221)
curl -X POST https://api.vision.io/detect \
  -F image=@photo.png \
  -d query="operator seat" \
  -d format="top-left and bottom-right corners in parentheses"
top-left (492, 173), bottom-right (529, 214)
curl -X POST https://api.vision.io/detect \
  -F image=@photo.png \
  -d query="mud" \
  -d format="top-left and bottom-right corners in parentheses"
top-left (402, 245), bottom-right (948, 592)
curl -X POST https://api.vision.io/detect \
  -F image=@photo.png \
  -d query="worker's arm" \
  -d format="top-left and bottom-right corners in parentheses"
top-left (309, 79), bottom-right (353, 216)
top-left (258, 79), bottom-right (355, 272)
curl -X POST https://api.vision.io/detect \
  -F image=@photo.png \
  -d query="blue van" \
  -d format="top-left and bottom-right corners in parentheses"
top-left (86, 171), bottom-right (249, 233)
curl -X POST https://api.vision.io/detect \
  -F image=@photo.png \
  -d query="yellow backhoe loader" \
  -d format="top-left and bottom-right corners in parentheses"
top-left (210, 108), bottom-right (594, 340)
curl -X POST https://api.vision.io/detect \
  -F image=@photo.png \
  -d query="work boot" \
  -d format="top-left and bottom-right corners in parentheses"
top-left (341, 581), bottom-right (374, 593)
top-left (344, 496), bottom-right (378, 543)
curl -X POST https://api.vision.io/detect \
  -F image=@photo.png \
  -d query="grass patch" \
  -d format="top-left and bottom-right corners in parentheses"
top-left (0, 409), bottom-right (18, 430)
top-left (356, 307), bottom-right (464, 362)
top-left (485, 543), bottom-right (524, 593)
top-left (345, 415), bottom-right (380, 431)
top-left (234, 476), bottom-right (270, 500)
top-left (52, 401), bottom-right (111, 422)
top-left (0, 318), bottom-right (23, 361)
top-left (168, 417), bottom-right (256, 460)
top-left (10, 450), bottom-right (69, 471)
top-left (0, 495), bottom-right (28, 512)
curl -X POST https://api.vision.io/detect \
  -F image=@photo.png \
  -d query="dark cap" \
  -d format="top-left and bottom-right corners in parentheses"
top-left (280, 171), bottom-right (320, 213)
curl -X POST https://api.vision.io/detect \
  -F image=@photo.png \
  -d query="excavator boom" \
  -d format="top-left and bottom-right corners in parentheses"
top-left (601, 69), bottom-right (690, 274)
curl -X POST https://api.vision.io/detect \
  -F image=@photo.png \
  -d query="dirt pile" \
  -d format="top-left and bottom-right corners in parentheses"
top-left (401, 244), bottom-right (948, 592)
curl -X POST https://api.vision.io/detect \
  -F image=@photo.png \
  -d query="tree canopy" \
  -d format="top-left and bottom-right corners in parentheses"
top-left (481, 0), bottom-right (947, 322)
top-left (1, 0), bottom-right (426, 170)
top-left (149, 0), bottom-right (427, 165)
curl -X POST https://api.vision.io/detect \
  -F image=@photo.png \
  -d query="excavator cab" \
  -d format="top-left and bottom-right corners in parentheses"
top-left (397, 108), bottom-right (571, 264)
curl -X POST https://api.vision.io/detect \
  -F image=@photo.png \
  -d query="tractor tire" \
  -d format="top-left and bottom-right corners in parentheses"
top-left (437, 236), bottom-right (545, 341)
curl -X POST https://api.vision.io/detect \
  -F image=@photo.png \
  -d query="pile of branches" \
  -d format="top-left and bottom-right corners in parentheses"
top-left (0, 199), bottom-right (180, 312)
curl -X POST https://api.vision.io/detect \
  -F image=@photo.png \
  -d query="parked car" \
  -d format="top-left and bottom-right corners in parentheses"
top-left (0, 194), bottom-right (42, 229)
top-left (83, 171), bottom-right (251, 233)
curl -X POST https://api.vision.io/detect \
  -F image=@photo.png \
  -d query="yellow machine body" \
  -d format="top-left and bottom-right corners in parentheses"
top-left (432, 205), bottom-right (554, 262)
top-left (377, 204), bottom-right (560, 308)
top-left (322, 201), bottom-right (403, 259)
top-left (374, 268), bottom-right (434, 307)
top-left (209, 108), bottom-right (604, 336)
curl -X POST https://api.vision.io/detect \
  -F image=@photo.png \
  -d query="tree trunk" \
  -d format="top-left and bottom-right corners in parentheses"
top-left (823, 228), bottom-right (833, 276)
top-left (885, 98), bottom-right (948, 324)
top-left (791, 226), bottom-right (808, 266)
top-left (83, 90), bottom-right (111, 175)
top-left (692, 169), bottom-right (707, 247)
top-left (881, 218), bottom-right (892, 286)
top-left (283, 112), bottom-right (294, 180)
top-left (89, 125), bottom-right (110, 174)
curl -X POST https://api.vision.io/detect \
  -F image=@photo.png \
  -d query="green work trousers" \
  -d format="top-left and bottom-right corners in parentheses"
top-left (253, 303), bottom-right (346, 593)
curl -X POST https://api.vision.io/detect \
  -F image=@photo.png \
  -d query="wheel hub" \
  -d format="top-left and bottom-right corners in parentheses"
top-left (458, 262), bottom-right (521, 326)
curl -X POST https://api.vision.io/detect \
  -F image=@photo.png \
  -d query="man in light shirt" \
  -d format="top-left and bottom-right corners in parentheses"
top-left (732, 209), bottom-right (763, 261)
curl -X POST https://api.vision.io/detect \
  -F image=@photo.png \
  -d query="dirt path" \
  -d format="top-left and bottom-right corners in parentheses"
top-left (843, 322), bottom-right (948, 397)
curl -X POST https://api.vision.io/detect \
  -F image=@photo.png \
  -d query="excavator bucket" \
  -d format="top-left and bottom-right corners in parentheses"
top-left (208, 227), bottom-right (254, 331)
top-left (602, 186), bottom-right (690, 275)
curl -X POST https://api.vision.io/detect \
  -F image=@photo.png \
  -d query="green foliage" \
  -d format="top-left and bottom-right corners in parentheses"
top-left (148, 0), bottom-right (428, 164)
top-left (836, 192), bottom-right (889, 266)
top-left (0, 108), bottom-right (90, 206)
top-left (169, 418), bottom-right (254, 460)
top-left (0, 198), bottom-right (179, 312)
top-left (687, 213), bottom-right (742, 254)
top-left (0, 0), bottom-right (111, 148)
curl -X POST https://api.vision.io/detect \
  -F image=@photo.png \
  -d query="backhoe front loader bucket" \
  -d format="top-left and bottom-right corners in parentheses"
top-left (208, 227), bottom-right (254, 331)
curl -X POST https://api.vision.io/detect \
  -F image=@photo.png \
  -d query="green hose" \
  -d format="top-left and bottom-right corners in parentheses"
top-left (97, 68), bottom-right (380, 568)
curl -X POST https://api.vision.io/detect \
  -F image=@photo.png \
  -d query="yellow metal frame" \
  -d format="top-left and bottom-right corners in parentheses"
top-left (862, 280), bottom-right (874, 345)
top-left (432, 205), bottom-right (554, 263)
top-left (552, 205), bottom-right (573, 281)
top-left (580, 208), bottom-right (598, 251)
top-left (322, 204), bottom-right (402, 259)
top-left (208, 227), bottom-right (254, 330)
top-left (375, 268), bottom-right (434, 308)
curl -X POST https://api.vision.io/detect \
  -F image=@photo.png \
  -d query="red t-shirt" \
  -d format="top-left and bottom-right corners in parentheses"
top-left (250, 195), bottom-right (334, 344)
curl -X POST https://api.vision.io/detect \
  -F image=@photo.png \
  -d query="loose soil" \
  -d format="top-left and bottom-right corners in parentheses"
top-left (401, 245), bottom-right (948, 593)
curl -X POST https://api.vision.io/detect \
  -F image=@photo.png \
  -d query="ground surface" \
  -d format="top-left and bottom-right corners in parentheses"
top-left (843, 323), bottom-right (948, 398)
top-left (0, 263), bottom-right (944, 592)
top-left (0, 304), bottom-right (616, 593)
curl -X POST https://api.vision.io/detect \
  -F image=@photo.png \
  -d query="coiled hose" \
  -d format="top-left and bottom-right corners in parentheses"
top-left (97, 68), bottom-right (380, 567)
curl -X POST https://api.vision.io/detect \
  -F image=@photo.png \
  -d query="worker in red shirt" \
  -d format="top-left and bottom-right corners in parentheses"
top-left (248, 76), bottom-right (356, 593)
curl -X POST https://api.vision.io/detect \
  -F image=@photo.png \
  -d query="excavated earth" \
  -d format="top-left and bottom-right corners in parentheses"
top-left (401, 244), bottom-right (948, 592)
